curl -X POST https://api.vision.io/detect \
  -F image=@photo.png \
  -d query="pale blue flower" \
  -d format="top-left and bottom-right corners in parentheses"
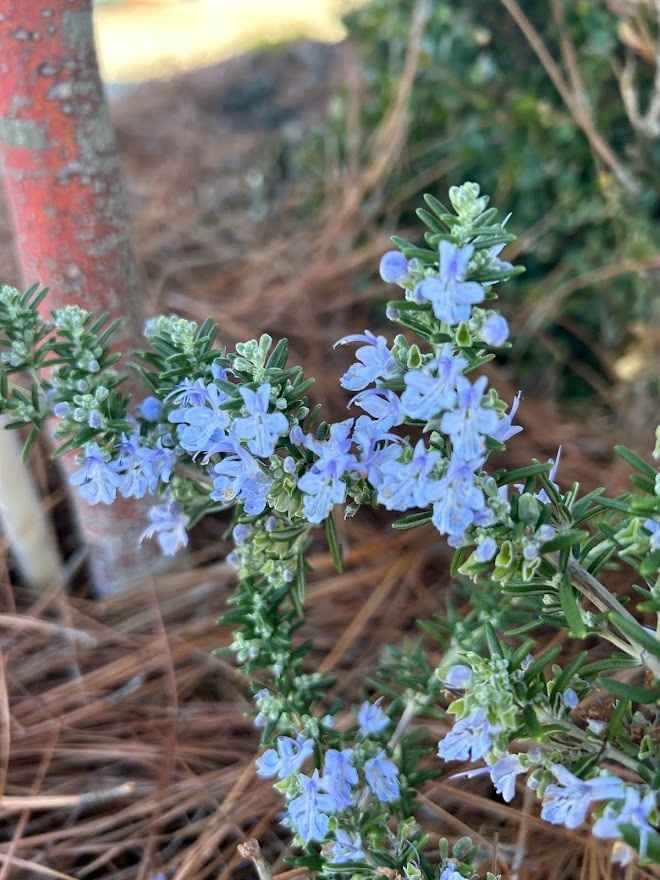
top-left (139, 499), bottom-right (189, 556)
top-left (364, 750), bottom-right (400, 802)
top-left (439, 868), bottom-right (463, 880)
top-left (286, 770), bottom-right (337, 843)
top-left (441, 375), bottom-right (499, 461)
top-left (490, 391), bottom-right (523, 443)
top-left (437, 708), bottom-right (501, 763)
top-left (474, 536), bottom-right (497, 562)
top-left (490, 754), bottom-right (525, 803)
top-left (234, 383), bottom-right (288, 457)
top-left (541, 765), bottom-right (626, 830)
top-left (252, 688), bottom-right (269, 729)
top-left (356, 429), bottom-right (399, 474)
top-left (375, 439), bottom-right (443, 511)
top-left (53, 401), bottom-right (72, 418)
top-left (592, 788), bottom-right (657, 859)
top-left (326, 829), bottom-right (366, 864)
top-left (210, 438), bottom-right (272, 515)
top-left (587, 719), bottom-right (606, 736)
top-left (143, 440), bottom-right (176, 490)
top-left (400, 345), bottom-right (466, 421)
top-left (349, 388), bottom-right (403, 433)
top-left (116, 434), bottom-right (177, 498)
top-left (320, 748), bottom-right (358, 809)
top-left (69, 442), bottom-right (123, 505)
top-left (115, 432), bottom-right (151, 499)
top-left (414, 241), bottom-right (484, 324)
top-left (255, 734), bottom-right (314, 779)
top-left (357, 700), bottom-right (390, 735)
top-left (232, 524), bottom-right (252, 544)
top-left (165, 377), bottom-right (210, 408)
top-left (432, 455), bottom-right (486, 542)
top-left (335, 330), bottom-right (399, 392)
top-left (379, 250), bottom-right (409, 284)
top-left (290, 424), bottom-right (305, 446)
top-left (298, 421), bottom-right (357, 523)
top-left (169, 383), bottom-right (230, 456)
top-left (481, 313), bottom-right (509, 346)
top-left (140, 396), bottom-right (163, 422)
top-left (442, 665), bottom-right (473, 689)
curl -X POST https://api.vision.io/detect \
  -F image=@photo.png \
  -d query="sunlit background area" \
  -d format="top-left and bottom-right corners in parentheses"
top-left (93, 0), bottom-right (365, 83)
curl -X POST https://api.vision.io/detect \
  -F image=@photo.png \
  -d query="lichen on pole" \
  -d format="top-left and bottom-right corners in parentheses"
top-left (0, 0), bottom-right (162, 595)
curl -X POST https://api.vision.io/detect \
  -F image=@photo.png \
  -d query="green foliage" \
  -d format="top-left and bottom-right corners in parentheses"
top-left (304, 0), bottom-right (659, 400)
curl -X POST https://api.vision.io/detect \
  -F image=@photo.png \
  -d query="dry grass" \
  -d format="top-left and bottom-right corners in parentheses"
top-left (0, 24), bottom-right (658, 880)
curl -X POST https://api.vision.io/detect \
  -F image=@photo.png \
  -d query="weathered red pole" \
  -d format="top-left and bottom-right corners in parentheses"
top-left (0, 0), bottom-right (160, 594)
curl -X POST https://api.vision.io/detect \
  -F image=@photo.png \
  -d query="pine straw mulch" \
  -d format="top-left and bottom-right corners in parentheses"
top-left (1, 34), bottom-right (659, 880)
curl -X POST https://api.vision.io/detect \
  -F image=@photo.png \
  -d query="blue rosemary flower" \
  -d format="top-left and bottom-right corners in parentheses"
top-left (335, 330), bottom-right (399, 392)
top-left (139, 499), bottom-right (190, 556)
top-left (490, 391), bottom-right (523, 443)
top-left (320, 748), bottom-right (358, 809)
top-left (441, 375), bottom-right (499, 461)
top-left (356, 432), bottom-right (405, 486)
top-left (442, 665), bottom-right (473, 689)
top-left (169, 382), bottom-right (231, 457)
top-left (139, 396), bottom-right (163, 422)
top-left (592, 788), bottom-right (657, 860)
top-left (437, 708), bottom-right (502, 763)
top-left (364, 751), bottom-right (400, 802)
top-left (644, 518), bottom-right (660, 551)
top-left (234, 383), bottom-right (288, 457)
top-left (414, 241), bottom-right (484, 325)
top-left (474, 536), bottom-right (498, 562)
top-left (490, 754), bottom-right (525, 803)
top-left (286, 770), bottom-right (337, 843)
top-left (379, 250), bottom-right (409, 284)
top-left (484, 239), bottom-right (514, 277)
top-left (143, 440), bottom-right (176, 491)
top-left (481, 313), bottom-right (510, 347)
top-left (535, 447), bottom-right (562, 503)
top-left (400, 345), bottom-right (466, 422)
top-left (374, 439), bottom-right (443, 511)
top-left (325, 829), bottom-right (366, 864)
top-left (357, 700), bottom-right (390, 735)
top-left (541, 765), bottom-right (626, 830)
top-left (349, 388), bottom-right (403, 434)
top-left (69, 442), bottom-right (123, 505)
top-left (431, 455), bottom-right (486, 543)
top-left (255, 733), bottom-right (314, 779)
top-left (210, 440), bottom-right (272, 516)
top-left (439, 867), bottom-right (464, 880)
top-left (115, 434), bottom-right (177, 499)
top-left (297, 421), bottom-right (357, 523)
top-left (165, 377), bottom-right (211, 408)
top-left (114, 432), bottom-right (152, 499)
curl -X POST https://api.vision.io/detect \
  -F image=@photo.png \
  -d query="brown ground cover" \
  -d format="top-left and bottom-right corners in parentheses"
top-left (0, 39), bottom-right (657, 880)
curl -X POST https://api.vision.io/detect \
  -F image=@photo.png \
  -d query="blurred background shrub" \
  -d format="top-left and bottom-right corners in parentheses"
top-left (292, 0), bottom-right (659, 417)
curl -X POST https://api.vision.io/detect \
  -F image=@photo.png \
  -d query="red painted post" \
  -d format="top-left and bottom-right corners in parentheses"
top-left (0, 0), bottom-right (161, 594)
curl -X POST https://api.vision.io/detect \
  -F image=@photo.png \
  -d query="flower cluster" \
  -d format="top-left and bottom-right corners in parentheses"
top-left (255, 701), bottom-right (400, 858)
top-left (2, 183), bottom-right (658, 877)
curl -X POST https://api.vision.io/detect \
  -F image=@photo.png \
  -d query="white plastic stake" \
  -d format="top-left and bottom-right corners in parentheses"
top-left (0, 417), bottom-right (62, 590)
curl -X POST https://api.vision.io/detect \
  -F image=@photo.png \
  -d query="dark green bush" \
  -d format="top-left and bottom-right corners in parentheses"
top-left (301, 0), bottom-right (659, 405)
